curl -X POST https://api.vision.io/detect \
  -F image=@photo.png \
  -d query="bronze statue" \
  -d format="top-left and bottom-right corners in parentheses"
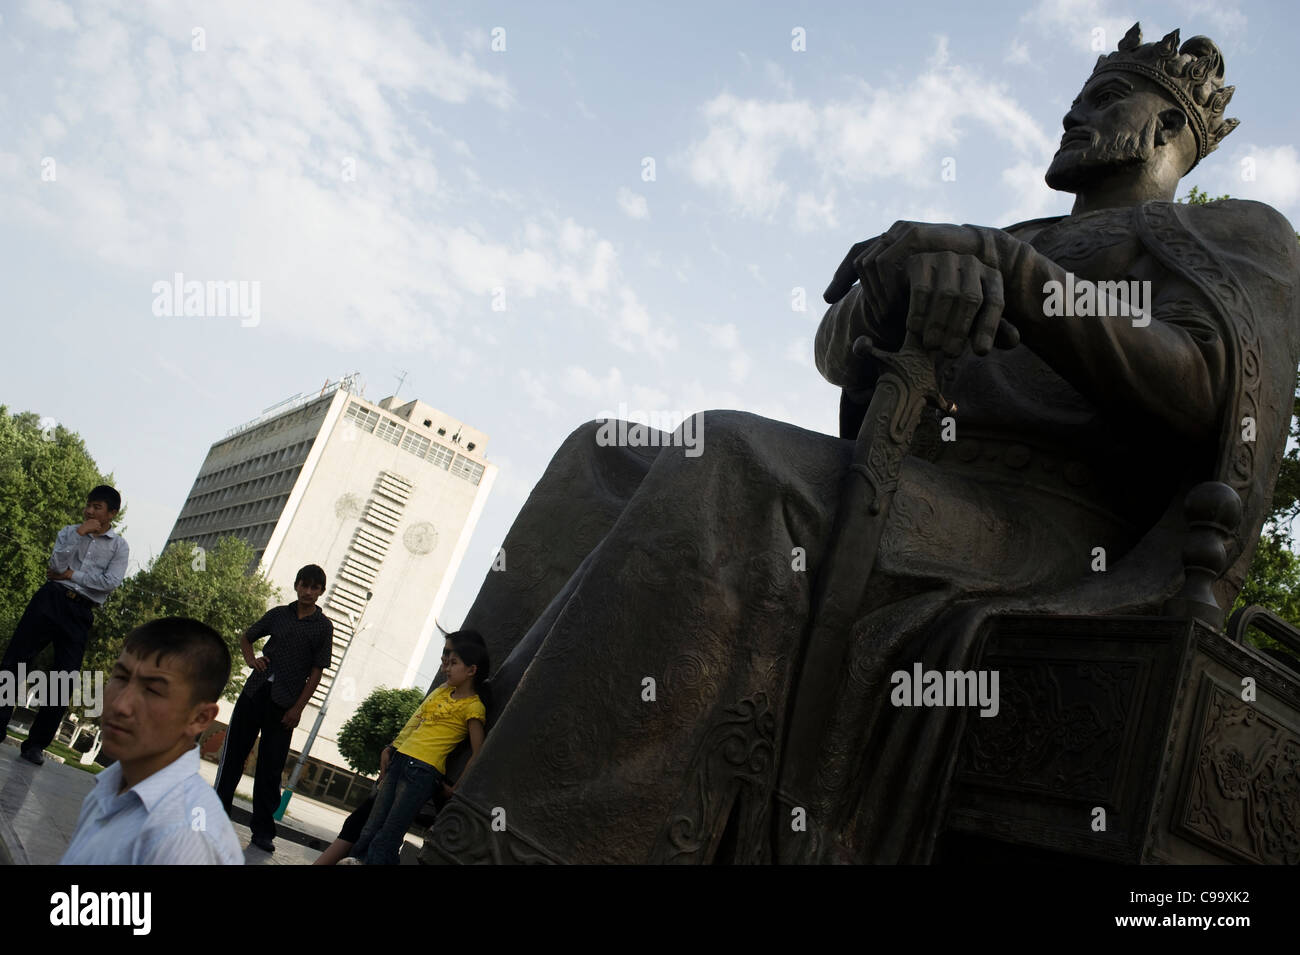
top-left (423, 24), bottom-right (1300, 864)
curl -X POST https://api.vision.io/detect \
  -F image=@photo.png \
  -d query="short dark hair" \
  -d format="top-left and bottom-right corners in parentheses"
top-left (122, 617), bottom-right (231, 705)
top-left (87, 485), bottom-right (121, 513)
top-left (295, 564), bottom-right (326, 589)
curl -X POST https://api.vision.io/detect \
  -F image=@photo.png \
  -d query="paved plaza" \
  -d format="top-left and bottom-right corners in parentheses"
top-left (0, 737), bottom-right (424, 865)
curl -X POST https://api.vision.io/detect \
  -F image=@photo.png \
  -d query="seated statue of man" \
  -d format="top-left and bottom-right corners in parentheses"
top-left (423, 24), bottom-right (1300, 864)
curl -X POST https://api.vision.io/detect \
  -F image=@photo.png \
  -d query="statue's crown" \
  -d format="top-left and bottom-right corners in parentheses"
top-left (1091, 22), bottom-right (1239, 168)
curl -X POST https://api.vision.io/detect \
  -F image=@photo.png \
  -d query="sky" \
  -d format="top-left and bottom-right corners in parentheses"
top-left (3, 0), bottom-right (1297, 682)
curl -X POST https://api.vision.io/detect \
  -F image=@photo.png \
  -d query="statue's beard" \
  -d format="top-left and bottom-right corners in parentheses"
top-left (1045, 115), bottom-right (1160, 192)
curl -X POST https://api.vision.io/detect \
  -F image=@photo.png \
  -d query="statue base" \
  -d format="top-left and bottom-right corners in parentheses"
top-left (941, 613), bottom-right (1300, 864)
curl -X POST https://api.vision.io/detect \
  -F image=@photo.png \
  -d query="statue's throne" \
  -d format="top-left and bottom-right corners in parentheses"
top-left (938, 482), bottom-right (1300, 864)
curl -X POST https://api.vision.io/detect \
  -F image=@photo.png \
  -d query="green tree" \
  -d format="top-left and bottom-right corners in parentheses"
top-left (0, 407), bottom-right (117, 648)
top-left (1232, 531), bottom-right (1300, 624)
top-left (86, 537), bottom-right (281, 708)
top-left (336, 686), bottom-right (426, 776)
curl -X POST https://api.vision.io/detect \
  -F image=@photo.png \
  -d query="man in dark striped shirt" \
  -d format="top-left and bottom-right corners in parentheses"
top-left (214, 564), bottom-right (333, 852)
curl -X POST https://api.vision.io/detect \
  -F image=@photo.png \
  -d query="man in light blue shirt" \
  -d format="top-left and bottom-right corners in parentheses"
top-left (60, 617), bottom-right (243, 865)
top-left (0, 485), bottom-right (129, 764)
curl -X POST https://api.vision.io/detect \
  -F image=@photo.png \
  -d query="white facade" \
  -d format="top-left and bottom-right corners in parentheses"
top-left (167, 379), bottom-right (496, 769)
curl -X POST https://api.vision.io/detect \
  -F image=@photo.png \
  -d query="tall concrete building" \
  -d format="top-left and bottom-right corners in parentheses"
top-left (166, 375), bottom-right (496, 787)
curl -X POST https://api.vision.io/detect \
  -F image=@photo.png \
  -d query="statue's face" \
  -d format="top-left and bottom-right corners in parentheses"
top-left (1045, 71), bottom-right (1187, 192)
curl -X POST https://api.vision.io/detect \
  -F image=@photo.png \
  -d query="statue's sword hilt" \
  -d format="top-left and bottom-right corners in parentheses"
top-left (776, 330), bottom-right (955, 840)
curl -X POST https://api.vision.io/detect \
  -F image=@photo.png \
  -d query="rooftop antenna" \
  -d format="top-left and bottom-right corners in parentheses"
top-left (393, 369), bottom-right (409, 398)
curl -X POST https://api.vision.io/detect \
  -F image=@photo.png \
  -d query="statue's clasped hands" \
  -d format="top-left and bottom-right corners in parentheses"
top-left (825, 221), bottom-right (1023, 358)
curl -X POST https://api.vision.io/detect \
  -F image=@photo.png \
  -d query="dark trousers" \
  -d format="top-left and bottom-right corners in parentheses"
top-left (350, 752), bottom-right (443, 865)
top-left (214, 682), bottom-right (294, 842)
top-left (0, 581), bottom-right (94, 753)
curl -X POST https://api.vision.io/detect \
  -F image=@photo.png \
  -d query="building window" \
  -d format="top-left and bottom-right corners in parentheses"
top-left (423, 419), bottom-right (433, 428)
top-left (436, 427), bottom-right (446, 436)
top-left (426, 444), bottom-right (454, 470)
top-left (375, 417), bottom-right (404, 445)
top-left (344, 402), bottom-right (379, 434)
top-left (450, 455), bottom-right (485, 485)
top-left (400, 431), bottom-right (431, 458)
top-left (466, 442), bottom-right (476, 452)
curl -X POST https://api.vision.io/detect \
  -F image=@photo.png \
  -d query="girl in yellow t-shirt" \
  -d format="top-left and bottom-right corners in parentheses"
top-left (345, 631), bottom-right (490, 865)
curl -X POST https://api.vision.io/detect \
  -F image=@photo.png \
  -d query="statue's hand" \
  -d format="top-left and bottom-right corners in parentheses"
top-left (901, 252), bottom-right (1019, 357)
top-left (824, 221), bottom-right (1020, 317)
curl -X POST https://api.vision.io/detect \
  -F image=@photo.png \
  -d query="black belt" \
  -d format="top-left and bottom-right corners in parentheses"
top-left (56, 584), bottom-right (93, 606)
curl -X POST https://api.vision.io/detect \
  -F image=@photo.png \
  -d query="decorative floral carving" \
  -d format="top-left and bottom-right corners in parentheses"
top-left (651, 695), bottom-right (777, 864)
top-left (958, 660), bottom-right (1135, 799)
top-left (1181, 683), bottom-right (1300, 864)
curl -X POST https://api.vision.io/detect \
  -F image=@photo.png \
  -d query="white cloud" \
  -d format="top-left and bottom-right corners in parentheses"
top-left (794, 190), bottom-right (838, 232)
top-left (703, 323), bottom-right (740, 349)
top-left (559, 365), bottom-right (674, 419)
top-left (561, 365), bottom-right (625, 401)
top-left (39, 112), bottom-right (65, 141)
top-left (1204, 144), bottom-right (1300, 211)
top-left (685, 95), bottom-right (818, 218)
top-left (1169, 1), bottom-right (1247, 42)
top-left (700, 323), bottom-right (750, 383)
top-left (998, 159), bottom-right (1062, 224)
top-left (0, 1), bottom-right (679, 359)
top-left (22, 0), bottom-right (76, 31)
top-left (517, 369), bottom-right (560, 418)
top-left (1023, 1), bottom-right (1247, 59)
top-left (1021, 0), bottom-right (1137, 55)
top-left (930, 35), bottom-right (951, 69)
top-left (683, 41), bottom-right (1057, 226)
top-left (610, 288), bottom-right (677, 357)
top-left (617, 187), bottom-right (649, 219)
top-left (480, 454), bottom-right (538, 512)
top-left (764, 61), bottom-right (794, 97)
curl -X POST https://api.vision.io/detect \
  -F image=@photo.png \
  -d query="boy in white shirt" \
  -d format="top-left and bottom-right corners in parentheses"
top-left (60, 617), bottom-right (243, 865)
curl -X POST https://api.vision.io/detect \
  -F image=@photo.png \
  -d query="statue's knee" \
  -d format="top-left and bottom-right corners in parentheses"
top-left (561, 419), bottom-right (607, 451)
top-left (690, 410), bottom-right (767, 462)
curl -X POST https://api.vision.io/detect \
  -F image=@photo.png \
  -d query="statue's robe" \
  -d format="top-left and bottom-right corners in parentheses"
top-left (424, 199), bottom-right (1300, 864)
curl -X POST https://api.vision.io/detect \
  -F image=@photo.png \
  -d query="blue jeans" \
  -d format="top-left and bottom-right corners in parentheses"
top-left (350, 752), bottom-right (443, 865)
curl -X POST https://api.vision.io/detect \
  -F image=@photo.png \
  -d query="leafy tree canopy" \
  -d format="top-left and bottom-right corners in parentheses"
top-left (337, 686), bottom-right (426, 776)
top-left (87, 537), bottom-right (281, 706)
top-left (0, 407), bottom-right (117, 642)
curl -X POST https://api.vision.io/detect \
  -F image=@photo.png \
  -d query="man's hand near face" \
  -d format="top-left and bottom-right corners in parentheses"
top-left (76, 518), bottom-right (108, 536)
